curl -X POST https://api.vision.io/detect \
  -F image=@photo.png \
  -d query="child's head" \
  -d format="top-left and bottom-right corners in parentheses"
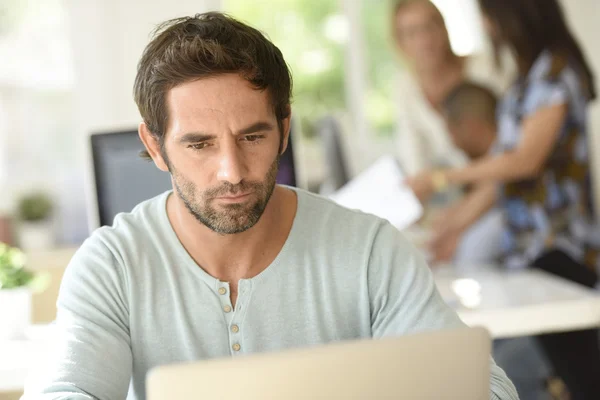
top-left (442, 82), bottom-right (498, 159)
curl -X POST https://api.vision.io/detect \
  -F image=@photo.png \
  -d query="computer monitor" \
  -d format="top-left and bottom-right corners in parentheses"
top-left (277, 128), bottom-right (297, 187)
top-left (88, 130), bottom-right (172, 229)
top-left (317, 115), bottom-right (349, 195)
top-left (87, 126), bottom-right (298, 229)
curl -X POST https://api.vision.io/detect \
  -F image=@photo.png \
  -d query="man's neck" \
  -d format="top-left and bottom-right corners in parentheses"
top-left (167, 186), bottom-right (297, 283)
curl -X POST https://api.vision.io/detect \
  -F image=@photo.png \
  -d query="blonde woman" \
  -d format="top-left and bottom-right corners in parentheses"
top-left (392, 0), bottom-right (512, 175)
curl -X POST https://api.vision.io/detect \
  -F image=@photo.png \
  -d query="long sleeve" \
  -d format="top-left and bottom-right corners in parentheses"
top-left (23, 237), bottom-right (132, 400)
top-left (368, 222), bottom-right (519, 400)
top-left (395, 90), bottom-right (428, 175)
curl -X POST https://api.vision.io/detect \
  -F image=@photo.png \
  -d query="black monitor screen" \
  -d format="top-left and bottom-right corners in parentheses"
top-left (91, 130), bottom-right (172, 227)
top-left (277, 132), bottom-right (297, 187)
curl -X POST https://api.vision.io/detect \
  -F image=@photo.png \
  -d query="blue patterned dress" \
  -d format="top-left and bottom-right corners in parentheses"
top-left (496, 50), bottom-right (599, 270)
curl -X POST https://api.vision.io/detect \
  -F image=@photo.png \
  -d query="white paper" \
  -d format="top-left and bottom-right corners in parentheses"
top-left (328, 156), bottom-right (423, 231)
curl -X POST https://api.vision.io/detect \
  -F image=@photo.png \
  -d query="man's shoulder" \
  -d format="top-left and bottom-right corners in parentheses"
top-left (296, 188), bottom-right (385, 223)
top-left (294, 188), bottom-right (425, 277)
top-left (83, 191), bottom-right (171, 258)
top-left (294, 188), bottom-right (392, 245)
top-left (61, 192), bottom-right (172, 295)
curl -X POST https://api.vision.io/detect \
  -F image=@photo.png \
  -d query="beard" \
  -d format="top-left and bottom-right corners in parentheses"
top-left (170, 155), bottom-right (279, 235)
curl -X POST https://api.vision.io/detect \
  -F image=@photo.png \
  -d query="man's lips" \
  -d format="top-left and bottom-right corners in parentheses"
top-left (215, 192), bottom-right (252, 201)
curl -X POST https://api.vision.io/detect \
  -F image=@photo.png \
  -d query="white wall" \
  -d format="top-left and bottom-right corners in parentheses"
top-left (66, 0), bottom-right (221, 135)
top-left (561, 0), bottom-right (600, 212)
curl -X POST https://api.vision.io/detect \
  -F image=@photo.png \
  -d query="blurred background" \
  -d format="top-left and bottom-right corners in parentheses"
top-left (3, 0), bottom-right (596, 247)
top-left (1, 1), bottom-right (600, 399)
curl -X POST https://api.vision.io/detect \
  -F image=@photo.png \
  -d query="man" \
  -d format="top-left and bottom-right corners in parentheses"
top-left (24, 13), bottom-right (517, 400)
top-left (428, 82), bottom-right (504, 263)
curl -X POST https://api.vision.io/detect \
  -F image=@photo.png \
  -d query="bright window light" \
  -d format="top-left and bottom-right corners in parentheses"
top-left (323, 14), bottom-right (349, 44)
top-left (432, 0), bottom-right (484, 56)
top-left (300, 49), bottom-right (333, 75)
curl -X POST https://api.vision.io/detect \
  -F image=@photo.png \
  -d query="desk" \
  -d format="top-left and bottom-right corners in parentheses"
top-left (0, 247), bottom-right (76, 400)
top-left (433, 264), bottom-right (600, 338)
top-left (0, 326), bottom-right (54, 400)
top-left (28, 247), bottom-right (77, 323)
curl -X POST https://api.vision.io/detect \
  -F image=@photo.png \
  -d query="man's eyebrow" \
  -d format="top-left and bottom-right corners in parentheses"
top-left (178, 121), bottom-right (275, 143)
top-left (237, 121), bottom-right (275, 135)
top-left (178, 132), bottom-right (216, 144)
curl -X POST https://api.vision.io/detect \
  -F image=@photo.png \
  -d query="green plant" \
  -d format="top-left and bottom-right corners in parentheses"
top-left (0, 243), bottom-right (49, 291)
top-left (0, 243), bottom-right (33, 289)
top-left (18, 192), bottom-right (53, 222)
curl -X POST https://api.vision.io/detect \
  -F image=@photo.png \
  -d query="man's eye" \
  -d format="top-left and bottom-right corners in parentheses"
top-left (189, 142), bottom-right (209, 150)
top-left (243, 135), bottom-right (264, 142)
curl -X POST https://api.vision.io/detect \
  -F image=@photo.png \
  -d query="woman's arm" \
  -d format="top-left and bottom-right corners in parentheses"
top-left (446, 103), bottom-right (567, 185)
top-left (406, 102), bottom-right (567, 201)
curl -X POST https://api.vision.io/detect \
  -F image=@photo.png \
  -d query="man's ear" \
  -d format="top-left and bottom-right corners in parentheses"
top-left (279, 109), bottom-right (292, 156)
top-left (138, 122), bottom-right (169, 172)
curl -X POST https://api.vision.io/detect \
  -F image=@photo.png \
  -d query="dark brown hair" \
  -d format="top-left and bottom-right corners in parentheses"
top-left (134, 12), bottom-right (293, 159)
top-left (479, 0), bottom-right (596, 101)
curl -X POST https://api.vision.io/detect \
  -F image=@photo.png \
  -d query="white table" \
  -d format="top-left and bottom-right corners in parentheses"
top-left (0, 325), bottom-right (55, 396)
top-left (433, 264), bottom-right (600, 338)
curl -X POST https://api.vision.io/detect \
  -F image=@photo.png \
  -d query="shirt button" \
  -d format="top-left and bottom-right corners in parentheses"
top-left (232, 343), bottom-right (241, 352)
top-left (223, 305), bottom-right (232, 313)
top-left (218, 287), bottom-right (227, 295)
top-left (231, 325), bottom-right (239, 333)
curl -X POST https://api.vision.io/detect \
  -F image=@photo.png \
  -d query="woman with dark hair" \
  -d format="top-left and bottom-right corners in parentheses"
top-left (407, 0), bottom-right (600, 398)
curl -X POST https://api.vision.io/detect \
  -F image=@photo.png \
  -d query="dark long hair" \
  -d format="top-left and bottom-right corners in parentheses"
top-left (479, 0), bottom-right (596, 101)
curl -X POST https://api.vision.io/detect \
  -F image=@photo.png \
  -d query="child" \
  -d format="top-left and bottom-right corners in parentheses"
top-left (429, 81), bottom-right (502, 263)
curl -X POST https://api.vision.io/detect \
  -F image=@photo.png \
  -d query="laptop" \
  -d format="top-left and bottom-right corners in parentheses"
top-left (147, 327), bottom-right (491, 400)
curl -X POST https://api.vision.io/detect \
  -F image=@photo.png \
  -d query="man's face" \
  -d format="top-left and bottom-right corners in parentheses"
top-left (149, 74), bottom-right (289, 235)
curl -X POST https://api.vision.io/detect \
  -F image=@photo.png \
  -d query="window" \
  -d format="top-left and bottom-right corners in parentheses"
top-left (0, 0), bottom-right (78, 241)
top-left (361, 0), bottom-right (398, 138)
top-left (224, 0), bottom-right (347, 137)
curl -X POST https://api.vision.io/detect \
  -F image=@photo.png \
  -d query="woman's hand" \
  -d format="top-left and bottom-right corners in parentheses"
top-left (429, 230), bottom-right (461, 264)
top-left (427, 209), bottom-right (462, 263)
top-left (405, 171), bottom-right (435, 202)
